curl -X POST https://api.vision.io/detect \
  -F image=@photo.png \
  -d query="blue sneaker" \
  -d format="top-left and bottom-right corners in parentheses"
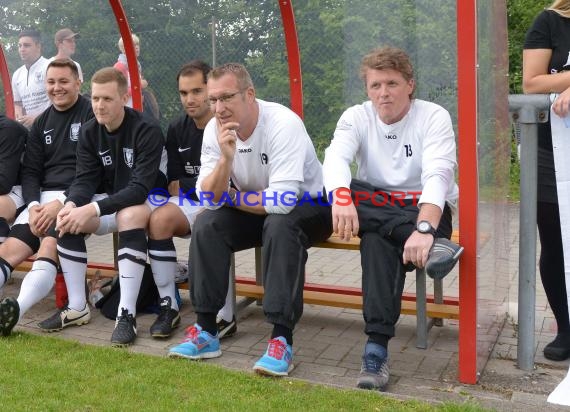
top-left (357, 342), bottom-right (390, 391)
top-left (168, 324), bottom-right (221, 360)
top-left (253, 336), bottom-right (293, 376)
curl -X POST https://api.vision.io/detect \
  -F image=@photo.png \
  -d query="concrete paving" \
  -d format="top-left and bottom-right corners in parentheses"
top-left (3, 202), bottom-right (570, 411)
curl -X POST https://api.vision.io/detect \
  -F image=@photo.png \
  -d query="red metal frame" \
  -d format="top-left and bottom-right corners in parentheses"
top-left (278, 0), bottom-right (304, 119)
top-left (0, 42), bottom-right (15, 119)
top-left (456, 0), bottom-right (479, 384)
top-left (108, 0), bottom-right (143, 111)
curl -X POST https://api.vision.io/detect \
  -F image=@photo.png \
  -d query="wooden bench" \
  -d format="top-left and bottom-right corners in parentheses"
top-left (235, 230), bottom-right (460, 349)
top-left (14, 230), bottom-right (460, 349)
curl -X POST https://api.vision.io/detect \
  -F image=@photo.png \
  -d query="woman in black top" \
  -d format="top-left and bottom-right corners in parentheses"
top-left (524, 0), bottom-right (570, 361)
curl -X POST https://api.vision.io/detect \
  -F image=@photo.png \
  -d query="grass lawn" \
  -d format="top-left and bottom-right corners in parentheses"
top-left (0, 332), bottom-right (489, 412)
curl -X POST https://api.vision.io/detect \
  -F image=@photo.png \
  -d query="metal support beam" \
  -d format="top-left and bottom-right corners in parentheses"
top-left (508, 93), bottom-right (550, 371)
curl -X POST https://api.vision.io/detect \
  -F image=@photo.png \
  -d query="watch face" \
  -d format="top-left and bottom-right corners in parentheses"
top-left (418, 221), bottom-right (430, 232)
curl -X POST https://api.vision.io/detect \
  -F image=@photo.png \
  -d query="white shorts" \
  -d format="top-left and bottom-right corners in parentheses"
top-left (7, 185), bottom-right (25, 210)
top-left (13, 190), bottom-right (65, 225)
top-left (91, 193), bottom-right (162, 235)
top-left (168, 196), bottom-right (204, 229)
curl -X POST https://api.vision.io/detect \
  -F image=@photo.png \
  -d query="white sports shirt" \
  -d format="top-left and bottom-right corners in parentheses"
top-left (197, 99), bottom-right (324, 213)
top-left (11, 56), bottom-right (50, 116)
top-left (323, 99), bottom-right (458, 211)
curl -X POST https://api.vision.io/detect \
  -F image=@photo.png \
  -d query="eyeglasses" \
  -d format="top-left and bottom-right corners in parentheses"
top-left (208, 90), bottom-right (243, 106)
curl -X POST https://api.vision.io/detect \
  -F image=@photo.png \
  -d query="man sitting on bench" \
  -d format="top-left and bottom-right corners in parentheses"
top-left (322, 46), bottom-right (463, 391)
top-left (147, 60), bottom-right (236, 339)
top-left (168, 63), bottom-right (332, 377)
top-left (0, 59), bottom-right (94, 336)
top-left (53, 67), bottom-right (166, 346)
top-left (0, 114), bottom-right (27, 246)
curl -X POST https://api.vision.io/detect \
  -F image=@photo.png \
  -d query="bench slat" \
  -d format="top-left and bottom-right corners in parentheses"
top-left (234, 283), bottom-right (459, 320)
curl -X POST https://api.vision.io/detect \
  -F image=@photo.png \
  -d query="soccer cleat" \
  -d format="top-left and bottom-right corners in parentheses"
top-left (38, 304), bottom-right (91, 332)
top-left (0, 297), bottom-right (20, 337)
top-left (357, 342), bottom-right (390, 391)
top-left (111, 308), bottom-right (137, 346)
top-left (425, 238), bottom-right (464, 280)
top-left (150, 296), bottom-right (180, 338)
top-left (216, 315), bottom-right (237, 339)
top-left (168, 324), bottom-right (221, 360)
top-left (253, 336), bottom-right (294, 376)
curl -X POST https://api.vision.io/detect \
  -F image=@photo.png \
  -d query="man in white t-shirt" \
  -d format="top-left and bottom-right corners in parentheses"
top-left (50, 28), bottom-right (84, 82)
top-left (323, 46), bottom-right (463, 392)
top-left (168, 63), bottom-right (332, 377)
top-left (11, 30), bottom-right (50, 128)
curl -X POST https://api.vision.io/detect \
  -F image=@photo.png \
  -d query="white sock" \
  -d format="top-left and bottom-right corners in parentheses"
top-left (217, 270), bottom-right (235, 322)
top-left (148, 238), bottom-right (178, 311)
top-left (117, 229), bottom-right (148, 318)
top-left (17, 258), bottom-right (57, 319)
top-left (57, 239), bottom-right (88, 311)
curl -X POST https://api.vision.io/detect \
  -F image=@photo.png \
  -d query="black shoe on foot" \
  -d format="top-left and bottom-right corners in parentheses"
top-left (425, 238), bottom-right (464, 280)
top-left (544, 334), bottom-right (570, 361)
top-left (150, 296), bottom-right (180, 338)
top-left (0, 297), bottom-right (20, 337)
top-left (216, 315), bottom-right (237, 339)
top-left (111, 308), bottom-right (137, 346)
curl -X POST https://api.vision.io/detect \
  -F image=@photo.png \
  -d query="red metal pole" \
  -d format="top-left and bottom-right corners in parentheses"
top-left (0, 42), bottom-right (15, 119)
top-left (278, 0), bottom-right (304, 119)
top-left (108, 0), bottom-right (142, 111)
top-left (456, 0), bottom-right (479, 384)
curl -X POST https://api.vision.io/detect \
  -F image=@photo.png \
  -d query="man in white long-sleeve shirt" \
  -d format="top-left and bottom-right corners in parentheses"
top-left (322, 46), bottom-right (463, 392)
top-left (168, 63), bottom-right (332, 377)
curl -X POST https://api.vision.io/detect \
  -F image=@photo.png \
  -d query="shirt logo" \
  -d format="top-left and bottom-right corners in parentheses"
top-left (70, 123), bottom-right (81, 142)
top-left (178, 147), bottom-right (191, 152)
top-left (238, 148), bottom-right (252, 153)
top-left (123, 147), bottom-right (134, 168)
top-left (98, 149), bottom-right (110, 156)
top-left (385, 134), bottom-right (397, 140)
top-left (44, 129), bottom-right (54, 134)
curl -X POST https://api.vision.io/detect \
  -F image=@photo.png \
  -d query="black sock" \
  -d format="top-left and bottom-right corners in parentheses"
top-left (367, 333), bottom-right (389, 349)
top-left (196, 312), bottom-right (217, 336)
top-left (271, 324), bottom-right (293, 345)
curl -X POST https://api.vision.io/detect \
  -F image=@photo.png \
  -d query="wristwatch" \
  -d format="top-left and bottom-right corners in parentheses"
top-left (416, 220), bottom-right (436, 236)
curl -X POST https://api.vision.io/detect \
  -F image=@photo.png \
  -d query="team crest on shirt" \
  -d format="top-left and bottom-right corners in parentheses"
top-left (35, 71), bottom-right (43, 84)
top-left (69, 123), bottom-right (81, 141)
top-left (123, 148), bottom-right (134, 168)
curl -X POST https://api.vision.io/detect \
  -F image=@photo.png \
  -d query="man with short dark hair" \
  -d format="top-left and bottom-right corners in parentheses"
top-left (12, 29), bottom-right (50, 128)
top-left (323, 46), bottom-right (463, 391)
top-left (53, 67), bottom-right (166, 346)
top-left (0, 59), bottom-right (94, 337)
top-left (147, 60), bottom-right (236, 339)
top-left (168, 63), bottom-right (332, 377)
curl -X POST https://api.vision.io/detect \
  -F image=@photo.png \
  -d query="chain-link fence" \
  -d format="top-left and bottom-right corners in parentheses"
top-left (1, 0), bottom-right (464, 157)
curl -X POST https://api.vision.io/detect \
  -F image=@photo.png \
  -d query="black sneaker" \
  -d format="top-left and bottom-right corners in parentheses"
top-left (544, 334), bottom-right (570, 361)
top-left (150, 296), bottom-right (180, 338)
top-left (357, 342), bottom-right (390, 391)
top-left (38, 305), bottom-right (91, 332)
top-left (216, 315), bottom-right (237, 339)
top-left (0, 297), bottom-right (20, 337)
top-left (111, 308), bottom-right (137, 346)
top-left (425, 238), bottom-right (464, 280)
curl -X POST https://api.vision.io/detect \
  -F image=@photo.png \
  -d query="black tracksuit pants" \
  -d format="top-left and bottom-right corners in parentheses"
top-left (190, 201), bottom-right (332, 330)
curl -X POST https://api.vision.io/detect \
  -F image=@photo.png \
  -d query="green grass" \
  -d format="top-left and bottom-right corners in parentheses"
top-left (0, 333), bottom-right (490, 412)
